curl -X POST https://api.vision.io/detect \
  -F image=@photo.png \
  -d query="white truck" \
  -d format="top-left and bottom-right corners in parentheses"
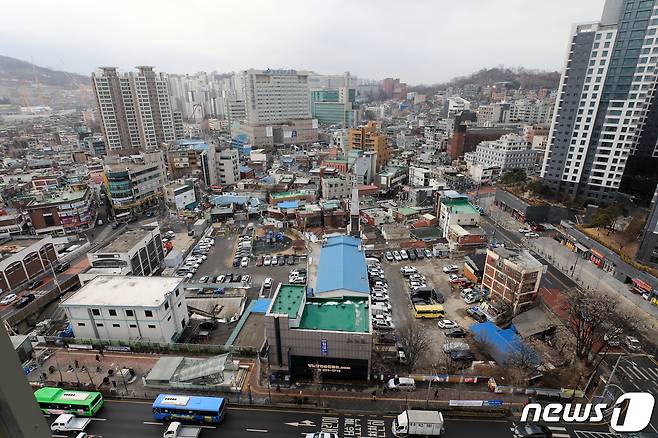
top-left (392, 410), bottom-right (444, 437)
top-left (50, 414), bottom-right (91, 432)
top-left (163, 421), bottom-right (203, 438)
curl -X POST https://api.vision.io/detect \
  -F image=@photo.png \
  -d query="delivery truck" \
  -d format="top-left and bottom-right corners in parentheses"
top-left (392, 410), bottom-right (444, 437)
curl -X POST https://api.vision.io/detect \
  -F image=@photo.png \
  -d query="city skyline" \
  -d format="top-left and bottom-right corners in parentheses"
top-left (2, 0), bottom-right (604, 84)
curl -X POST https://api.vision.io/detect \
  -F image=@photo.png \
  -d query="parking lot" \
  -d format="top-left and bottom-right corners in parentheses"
top-left (375, 252), bottom-right (484, 372)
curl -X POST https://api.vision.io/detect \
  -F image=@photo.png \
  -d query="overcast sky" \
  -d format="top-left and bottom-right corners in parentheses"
top-left (1, 0), bottom-right (605, 85)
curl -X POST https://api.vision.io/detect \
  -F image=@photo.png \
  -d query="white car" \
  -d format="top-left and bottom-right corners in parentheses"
top-left (0, 294), bottom-right (17, 305)
top-left (185, 273), bottom-right (193, 280)
top-left (263, 277), bottom-right (273, 288)
top-left (625, 336), bottom-right (642, 352)
top-left (304, 433), bottom-right (338, 438)
top-left (400, 250), bottom-right (409, 260)
top-left (264, 256), bottom-right (272, 266)
top-left (240, 257), bottom-right (249, 267)
top-left (518, 227), bottom-right (532, 233)
top-left (437, 319), bottom-right (458, 329)
top-left (393, 251), bottom-right (402, 261)
top-left (373, 313), bottom-right (392, 323)
top-left (525, 232), bottom-right (540, 238)
top-left (442, 265), bottom-right (459, 273)
top-left (242, 274), bottom-right (251, 284)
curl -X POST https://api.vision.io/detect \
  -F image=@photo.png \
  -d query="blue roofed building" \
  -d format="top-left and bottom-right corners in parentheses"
top-left (470, 321), bottom-right (539, 367)
top-left (310, 235), bottom-right (369, 298)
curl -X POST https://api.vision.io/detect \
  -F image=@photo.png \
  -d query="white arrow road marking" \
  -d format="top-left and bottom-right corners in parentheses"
top-left (548, 426), bottom-right (567, 431)
top-left (246, 429), bottom-right (268, 433)
top-left (285, 420), bottom-right (316, 427)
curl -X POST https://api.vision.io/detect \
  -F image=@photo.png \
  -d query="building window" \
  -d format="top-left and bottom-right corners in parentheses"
top-left (112, 323), bottom-right (120, 328)
top-left (129, 324), bottom-right (137, 328)
top-left (126, 309), bottom-right (134, 317)
top-left (77, 322), bottom-right (85, 327)
top-left (109, 309), bottom-right (117, 316)
top-left (96, 323), bottom-right (104, 327)
top-left (148, 324), bottom-right (156, 329)
top-left (145, 310), bottom-right (153, 317)
top-left (164, 302), bottom-right (169, 310)
top-left (178, 302), bottom-right (182, 308)
top-left (92, 309), bottom-right (100, 316)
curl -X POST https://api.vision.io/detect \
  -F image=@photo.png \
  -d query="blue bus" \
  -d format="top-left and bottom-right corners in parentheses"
top-left (152, 394), bottom-right (226, 424)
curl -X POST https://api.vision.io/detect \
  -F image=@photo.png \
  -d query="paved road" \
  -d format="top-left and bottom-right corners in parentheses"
top-left (48, 399), bottom-right (622, 438)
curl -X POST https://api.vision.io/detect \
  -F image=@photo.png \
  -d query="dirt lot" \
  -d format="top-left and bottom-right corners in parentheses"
top-left (381, 255), bottom-right (481, 372)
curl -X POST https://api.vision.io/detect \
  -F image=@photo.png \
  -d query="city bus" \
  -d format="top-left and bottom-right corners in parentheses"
top-left (413, 304), bottom-right (445, 319)
top-left (34, 387), bottom-right (104, 417)
top-left (152, 394), bottom-right (226, 424)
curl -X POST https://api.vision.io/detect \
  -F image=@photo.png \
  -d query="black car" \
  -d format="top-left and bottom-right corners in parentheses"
top-left (27, 279), bottom-right (43, 290)
top-left (416, 249), bottom-right (424, 260)
top-left (450, 350), bottom-right (475, 362)
top-left (408, 251), bottom-right (417, 261)
top-left (232, 258), bottom-right (241, 267)
top-left (199, 320), bottom-right (218, 330)
top-left (512, 423), bottom-right (553, 438)
top-left (277, 255), bottom-right (286, 265)
top-left (287, 255), bottom-right (295, 265)
top-left (54, 262), bottom-right (70, 274)
top-left (432, 290), bottom-right (445, 304)
top-left (14, 293), bottom-right (35, 308)
top-left (411, 296), bottom-right (430, 305)
top-left (445, 327), bottom-right (467, 338)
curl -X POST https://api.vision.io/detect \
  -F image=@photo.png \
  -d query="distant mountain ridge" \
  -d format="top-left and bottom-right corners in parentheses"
top-left (411, 66), bottom-right (561, 94)
top-left (0, 55), bottom-right (89, 88)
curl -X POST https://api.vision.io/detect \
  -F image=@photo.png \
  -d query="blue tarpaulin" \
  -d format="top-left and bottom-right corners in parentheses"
top-left (470, 321), bottom-right (539, 366)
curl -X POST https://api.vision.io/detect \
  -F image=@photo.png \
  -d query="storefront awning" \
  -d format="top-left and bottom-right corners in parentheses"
top-left (574, 242), bottom-right (589, 252)
top-left (590, 248), bottom-right (605, 259)
top-left (632, 278), bottom-right (652, 292)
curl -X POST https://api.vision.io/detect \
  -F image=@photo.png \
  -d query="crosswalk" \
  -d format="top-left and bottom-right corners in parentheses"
top-left (546, 426), bottom-right (570, 438)
top-left (573, 431), bottom-right (615, 438)
top-left (615, 359), bottom-right (658, 397)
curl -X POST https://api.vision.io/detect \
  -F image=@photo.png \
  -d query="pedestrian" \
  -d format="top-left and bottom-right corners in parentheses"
top-left (371, 390), bottom-right (377, 402)
top-left (74, 359), bottom-right (79, 369)
top-left (276, 384), bottom-right (281, 392)
top-left (434, 389), bottom-right (439, 399)
top-left (99, 349), bottom-right (104, 357)
top-left (95, 354), bottom-right (100, 362)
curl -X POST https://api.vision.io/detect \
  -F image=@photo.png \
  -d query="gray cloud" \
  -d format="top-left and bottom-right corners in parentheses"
top-left (0, 0), bottom-right (605, 84)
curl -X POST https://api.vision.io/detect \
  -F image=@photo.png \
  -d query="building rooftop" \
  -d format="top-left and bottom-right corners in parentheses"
top-left (96, 227), bottom-right (155, 254)
top-left (62, 275), bottom-right (182, 307)
top-left (315, 235), bottom-right (369, 295)
top-left (268, 284), bottom-right (305, 318)
top-left (298, 297), bottom-right (369, 333)
top-left (444, 199), bottom-right (479, 215)
top-left (0, 237), bottom-right (48, 262)
top-left (490, 247), bottom-right (544, 271)
top-left (27, 189), bottom-right (87, 207)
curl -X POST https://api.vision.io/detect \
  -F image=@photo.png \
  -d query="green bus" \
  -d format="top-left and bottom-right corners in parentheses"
top-left (34, 387), bottom-right (104, 417)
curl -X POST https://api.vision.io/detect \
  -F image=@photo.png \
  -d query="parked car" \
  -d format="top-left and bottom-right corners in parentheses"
top-left (264, 255), bottom-right (272, 266)
top-left (256, 256), bottom-right (264, 266)
top-left (304, 432), bottom-right (339, 438)
top-left (525, 232), bottom-right (540, 238)
top-left (199, 276), bottom-right (209, 283)
top-left (373, 320), bottom-right (395, 331)
top-left (232, 257), bottom-right (241, 267)
top-left (408, 250), bottom-right (416, 261)
top-left (400, 266), bottom-right (418, 276)
top-left (464, 293), bottom-right (481, 304)
top-left (518, 227), bottom-right (532, 233)
top-left (604, 333), bottom-right (621, 347)
top-left (437, 319), bottom-right (458, 329)
top-left (241, 257), bottom-right (249, 267)
top-left (263, 277), bottom-right (273, 288)
top-left (411, 296), bottom-right (430, 305)
top-left (445, 327), bottom-right (467, 338)
top-left (0, 293), bottom-right (17, 305)
top-left (424, 249), bottom-right (433, 258)
top-left (287, 255), bottom-right (295, 265)
top-left (385, 251), bottom-right (394, 261)
top-left (625, 336), bottom-right (642, 352)
top-left (466, 306), bottom-right (487, 323)
top-left (400, 250), bottom-right (409, 260)
top-left (242, 274), bottom-right (251, 284)
top-left (442, 265), bottom-right (459, 273)
top-left (393, 251), bottom-right (402, 261)
top-left (450, 350), bottom-right (475, 362)
top-left (432, 290), bottom-right (445, 304)
top-left (386, 377), bottom-right (416, 391)
top-left (277, 255), bottom-right (285, 265)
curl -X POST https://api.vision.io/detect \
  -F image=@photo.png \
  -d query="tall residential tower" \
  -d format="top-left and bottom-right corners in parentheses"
top-left (92, 66), bottom-right (181, 155)
top-left (541, 0), bottom-right (658, 202)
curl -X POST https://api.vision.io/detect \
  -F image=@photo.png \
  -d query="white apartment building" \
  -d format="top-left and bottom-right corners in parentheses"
top-left (62, 276), bottom-right (188, 343)
top-left (447, 96), bottom-right (471, 115)
top-left (465, 134), bottom-right (537, 172)
top-left (92, 67), bottom-right (179, 154)
top-left (234, 69), bottom-right (318, 147)
top-left (506, 99), bottom-right (554, 124)
top-left (540, 0), bottom-right (658, 201)
top-left (217, 148), bottom-right (240, 185)
top-left (168, 72), bottom-right (233, 121)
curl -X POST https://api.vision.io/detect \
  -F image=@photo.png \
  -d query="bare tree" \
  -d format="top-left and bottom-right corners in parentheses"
top-left (397, 321), bottom-right (431, 373)
top-left (567, 290), bottom-right (637, 364)
top-left (505, 341), bottom-right (541, 385)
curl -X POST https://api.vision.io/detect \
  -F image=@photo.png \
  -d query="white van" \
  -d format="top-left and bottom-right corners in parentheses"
top-left (387, 377), bottom-right (416, 392)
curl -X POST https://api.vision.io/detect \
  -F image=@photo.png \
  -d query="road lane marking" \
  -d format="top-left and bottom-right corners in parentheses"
top-left (246, 429), bottom-right (268, 433)
top-left (52, 435), bottom-right (68, 438)
top-left (144, 421), bottom-right (163, 426)
top-left (90, 417), bottom-right (107, 421)
top-left (548, 426), bottom-right (567, 431)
